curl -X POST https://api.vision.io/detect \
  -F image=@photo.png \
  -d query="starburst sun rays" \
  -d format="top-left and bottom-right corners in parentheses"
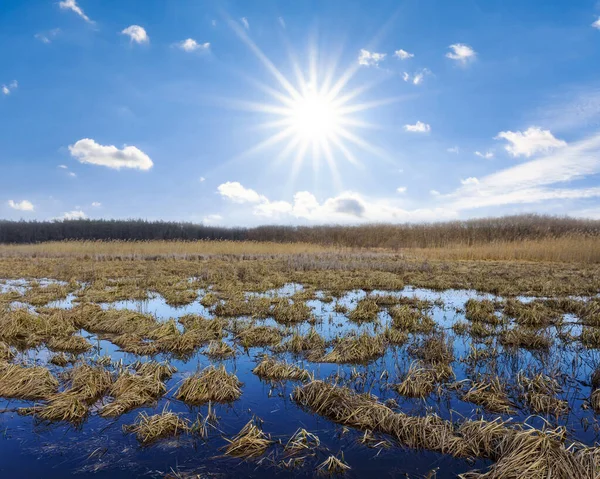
top-left (225, 18), bottom-right (401, 188)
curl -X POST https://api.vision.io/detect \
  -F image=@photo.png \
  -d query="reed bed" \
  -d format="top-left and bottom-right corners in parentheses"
top-left (175, 365), bottom-right (242, 405)
top-left (252, 357), bottom-right (311, 382)
top-left (222, 418), bottom-right (273, 459)
top-left (123, 408), bottom-right (191, 445)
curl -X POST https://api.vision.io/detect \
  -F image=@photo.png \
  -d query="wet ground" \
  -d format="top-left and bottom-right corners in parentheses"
top-left (0, 280), bottom-right (598, 478)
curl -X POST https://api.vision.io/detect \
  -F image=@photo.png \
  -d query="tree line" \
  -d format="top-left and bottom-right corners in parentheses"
top-left (0, 215), bottom-right (599, 248)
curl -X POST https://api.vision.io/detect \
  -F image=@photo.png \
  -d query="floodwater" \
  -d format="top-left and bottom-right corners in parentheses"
top-left (0, 280), bottom-right (599, 478)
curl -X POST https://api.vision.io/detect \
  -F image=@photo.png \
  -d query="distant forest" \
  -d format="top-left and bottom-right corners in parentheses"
top-left (1, 215), bottom-right (599, 248)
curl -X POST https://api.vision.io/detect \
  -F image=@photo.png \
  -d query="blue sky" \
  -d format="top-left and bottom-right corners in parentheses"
top-left (2, 0), bottom-right (600, 225)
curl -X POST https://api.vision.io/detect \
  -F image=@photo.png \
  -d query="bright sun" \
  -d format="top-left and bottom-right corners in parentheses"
top-left (288, 88), bottom-right (341, 142)
top-left (227, 18), bottom-right (395, 187)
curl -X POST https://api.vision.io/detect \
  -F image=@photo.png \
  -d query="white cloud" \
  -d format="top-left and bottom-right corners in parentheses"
top-left (447, 146), bottom-right (460, 154)
top-left (446, 43), bottom-right (476, 64)
top-left (396, 187), bottom-right (407, 193)
top-left (592, 17), bottom-right (600, 29)
top-left (8, 200), bottom-right (34, 211)
top-left (176, 38), bottom-right (210, 52)
top-left (358, 49), bottom-right (386, 67)
top-left (35, 28), bottom-right (60, 44)
top-left (278, 17), bottom-right (286, 28)
top-left (241, 17), bottom-right (250, 29)
top-left (495, 126), bottom-right (567, 157)
top-left (121, 25), bottom-right (149, 44)
top-left (394, 49), bottom-right (414, 60)
top-left (2, 80), bottom-right (18, 95)
top-left (56, 210), bottom-right (87, 220)
top-left (404, 121), bottom-right (431, 133)
top-left (203, 214), bottom-right (223, 225)
top-left (217, 181), bottom-right (266, 203)
top-left (461, 177), bottom-right (479, 186)
top-left (402, 68), bottom-right (431, 85)
top-left (58, 164), bottom-right (68, 169)
top-left (91, 202), bottom-right (101, 207)
top-left (444, 132), bottom-right (600, 210)
top-left (217, 183), bottom-right (455, 223)
top-left (58, 0), bottom-right (92, 23)
top-left (199, 176), bottom-right (205, 182)
top-left (474, 150), bottom-right (494, 159)
top-left (68, 172), bottom-right (77, 178)
top-left (68, 138), bottom-right (153, 170)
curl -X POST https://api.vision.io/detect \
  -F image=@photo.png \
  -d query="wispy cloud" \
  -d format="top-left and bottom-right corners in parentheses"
top-left (402, 68), bottom-right (431, 85)
top-left (447, 146), bottom-right (460, 154)
top-left (241, 17), bottom-right (250, 29)
top-left (358, 49), bottom-right (386, 67)
top-left (121, 25), bottom-right (149, 44)
top-left (2, 80), bottom-right (18, 95)
top-left (474, 150), bottom-right (494, 159)
top-left (58, 0), bottom-right (93, 23)
top-left (404, 121), bottom-right (431, 133)
top-left (34, 28), bottom-right (60, 44)
top-left (68, 138), bottom-right (153, 170)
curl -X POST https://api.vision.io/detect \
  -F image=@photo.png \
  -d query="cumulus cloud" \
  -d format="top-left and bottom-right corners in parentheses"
top-left (461, 177), bottom-right (479, 186)
top-left (58, 0), bottom-right (92, 23)
top-left (358, 49), bottom-right (386, 67)
top-left (217, 183), bottom-right (455, 223)
top-left (474, 151), bottom-right (494, 159)
top-left (35, 28), bottom-right (60, 44)
top-left (8, 200), bottom-right (34, 211)
top-left (91, 202), bottom-right (101, 207)
top-left (176, 38), bottom-right (210, 52)
top-left (2, 80), bottom-right (18, 95)
top-left (121, 25), bottom-right (149, 44)
top-left (495, 126), bottom-right (567, 157)
top-left (394, 49), bottom-right (414, 60)
top-left (217, 182), bottom-right (266, 203)
top-left (446, 43), bottom-right (476, 64)
top-left (55, 210), bottom-right (87, 220)
top-left (593, 17), bottom-right (600, 29)
top-left (404, 121), bottom-right (431, 133)
top-left (68, 138), bottom-right (153, 170)
top-left (241, 17), bottom-right (250, 29)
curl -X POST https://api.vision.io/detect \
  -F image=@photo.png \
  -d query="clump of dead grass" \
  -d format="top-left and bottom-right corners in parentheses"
top-left (0, 363), bottom-right (58, 400)
top-left (394, 361), bottom-right (453, 398)
top-left (316, 453), bottom-right (351, 475)
top-left (252, 356), bottom-right (311, 382)
top-left (175, 365), bottom-right (242, 405)
top-left (203, 340), bottom-right (236, 359)
top-left (222, 417), bottom-right (273, 459)
top-left (236, 325), bottom-right (283, 348)
top-left (462, 377), bottom-right (514, 414)
top-left (322, 333), bottom-right (385, 364)
top-left (348, 297), bottom-right (380, 323)
top-left (518, 372), bottom-right (568, 417)
top-left (389, 305), bottom-right (435, 334)
top-left (123, 407), bottom-right (191, 445)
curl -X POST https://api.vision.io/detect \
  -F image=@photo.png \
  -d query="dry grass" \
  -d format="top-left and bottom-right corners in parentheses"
top-left (123, 407), bottom-right (190, 445)
top-left (500, 328), bottom-right (552, 351)
top-left (395, 361), bottom-right (453, 398)
top-left (284, 428), bottom-right (320, 454)
top-left (236, 325), bottom-right (283, 348)
top-left (389, 305), bottom-right (435, 334)
top-left (316, 454), bottom-right (351, 475)
top-left (100, 363), bottom-right (172, 417)
top-left (462, 378), bottom-right (514, 414)
top-left (203, 340), bottom-right (236, 359)
top-left (222, 418), bottom-right (273, 459)
top-left (322, 333), bottom-right (385, 364)
top-left (348, 297), bottom-right (380, 323)
top-left (518, 373), bottom-right (568, 417)
top-left (0, 363), bottom-right (58, 400)
top-left (465, 299), bottom-right (501, 324)
top-left (252, 356), bottom-right (311, 382)
top-left (271, 299), bottom-right (313, 324)
top-left (175, 365), bottom-right (242, 405)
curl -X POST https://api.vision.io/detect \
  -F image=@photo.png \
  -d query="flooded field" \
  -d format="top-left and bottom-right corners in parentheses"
top-left (1, 273), bottom-right (600, 478)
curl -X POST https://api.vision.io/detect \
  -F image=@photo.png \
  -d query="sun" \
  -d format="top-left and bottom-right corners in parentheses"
top-left (225, 18), bottom-right (397, 187)
top-left (287, 87), bottom-right (341, 142)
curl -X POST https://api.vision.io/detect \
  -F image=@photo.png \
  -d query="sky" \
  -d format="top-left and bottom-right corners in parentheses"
top-left (2, 0), bottom-right (600, 225)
